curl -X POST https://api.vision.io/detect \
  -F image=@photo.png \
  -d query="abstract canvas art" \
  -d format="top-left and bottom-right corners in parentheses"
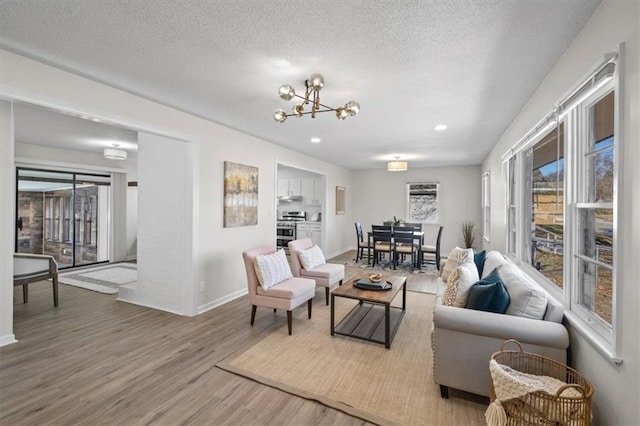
top-left (406, 182), bottom-right (439, 223)
top-left (224, 161), bottom-right (258, 227)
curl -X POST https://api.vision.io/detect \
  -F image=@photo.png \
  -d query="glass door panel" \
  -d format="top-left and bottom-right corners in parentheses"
top-left (16, 168), bottom-right (110, 269)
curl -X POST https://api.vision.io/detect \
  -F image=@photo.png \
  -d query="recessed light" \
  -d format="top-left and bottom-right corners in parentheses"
top-left (310, 137), bottom-right (321, 143)
top-left (434, 124), bottom-right (447, 131)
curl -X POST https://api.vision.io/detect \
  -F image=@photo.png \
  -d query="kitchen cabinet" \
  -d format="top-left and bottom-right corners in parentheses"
top-left (297, 222), bottom-right (322, 247)
top-left (278, 179), bottom-right (302, 197)
top-left (301, 178), bottom-right (320, 204)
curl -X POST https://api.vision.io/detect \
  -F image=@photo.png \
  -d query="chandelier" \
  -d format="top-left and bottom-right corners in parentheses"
top-left (273, 73), bottom-right (360, 123)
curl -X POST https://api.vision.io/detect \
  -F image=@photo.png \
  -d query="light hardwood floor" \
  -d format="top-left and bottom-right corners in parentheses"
top-left (1, 251), bottom-right (440, 425)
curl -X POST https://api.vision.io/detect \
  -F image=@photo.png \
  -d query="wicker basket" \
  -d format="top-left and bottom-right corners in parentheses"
top-left (490, 340), bottom-right (594, 426)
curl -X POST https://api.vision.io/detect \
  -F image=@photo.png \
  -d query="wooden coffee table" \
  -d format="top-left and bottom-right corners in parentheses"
top-left (330, 275), bottom-right (407, 349)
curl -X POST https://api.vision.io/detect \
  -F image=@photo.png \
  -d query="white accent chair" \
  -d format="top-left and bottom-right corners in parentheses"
top-left (288, 238), bottom-right (344, 305)
top-left (242, 246), bottom-right (316, 335)
top-left (13, 253), bottom-right (59, 307)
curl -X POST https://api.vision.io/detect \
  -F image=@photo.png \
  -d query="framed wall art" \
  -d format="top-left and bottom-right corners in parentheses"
top-left (335, 186), bottom-right (345, 215)
top-left (223, 161), bottom-right (258, 227)
top-left (405, 182), bottom-right (439, 223)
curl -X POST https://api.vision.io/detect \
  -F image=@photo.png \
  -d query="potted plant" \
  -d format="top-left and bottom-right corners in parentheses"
top-left (383, 216), bottom-right (404, 226)
top-left (461, 221), bottom-right (479, 249)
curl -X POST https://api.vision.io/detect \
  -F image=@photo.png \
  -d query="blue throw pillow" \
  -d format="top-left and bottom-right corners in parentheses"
top-left (473, 250), bottom-right (486, 277)
top-left (465, 268), bottom-right (510, 314)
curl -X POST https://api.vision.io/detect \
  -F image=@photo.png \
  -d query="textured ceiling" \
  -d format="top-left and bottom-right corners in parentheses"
top-left (0, 0), bottom-right (601, 170)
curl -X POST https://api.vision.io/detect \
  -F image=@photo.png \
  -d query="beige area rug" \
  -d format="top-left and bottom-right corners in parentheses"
top-left (59, 263), bottom-right (136, 294)
top-left (216, 292), bottom-right (486, 425)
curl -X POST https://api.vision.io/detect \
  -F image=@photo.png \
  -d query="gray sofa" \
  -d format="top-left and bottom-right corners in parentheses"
top-left (432, 251), bottom-right (569, 398)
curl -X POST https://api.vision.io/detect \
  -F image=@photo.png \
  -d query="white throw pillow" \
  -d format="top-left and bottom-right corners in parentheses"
top-left (298, 245), bottom-right (326, 271)
top-left (482, 251), bottom-right (509, 279)
top-left (451, 262), bottom-right (481, 308)
top-left (441, 247), bottom-right (474, 282)
top-left (500, 264), bottom-right (548, 319)
top-left (254, 249), bottom-right (293, 290)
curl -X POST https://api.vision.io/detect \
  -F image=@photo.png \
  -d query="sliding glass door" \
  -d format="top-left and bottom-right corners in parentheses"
top-left (16, 168), bottom-right (111, 269)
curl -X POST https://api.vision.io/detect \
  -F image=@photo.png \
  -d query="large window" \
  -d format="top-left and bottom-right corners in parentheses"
top-left (503, 56), bottom-right (619, 360)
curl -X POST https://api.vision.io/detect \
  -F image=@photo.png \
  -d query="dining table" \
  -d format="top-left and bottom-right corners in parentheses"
top-left (367, 227), bottom-right (424, 269)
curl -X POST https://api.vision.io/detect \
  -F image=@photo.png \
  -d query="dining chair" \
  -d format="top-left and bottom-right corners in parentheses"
top-left (422, 225), bottom-right (444, 270)
top-left (404, 222), bottom-right (423, 232)
top-left (371, 225), bottom-right (394, 267)
top-left (242, 246), bottom-right (316, 335)
top-left (354, 222), bottom-right (373, 264)
top-left (288, 238), bottom-right (344, 305)
top-left (392, 226), bottom-right (419, 271)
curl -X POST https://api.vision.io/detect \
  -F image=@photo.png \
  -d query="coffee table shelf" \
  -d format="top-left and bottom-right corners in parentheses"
top-left (330, 275), bottom-right (407, 349)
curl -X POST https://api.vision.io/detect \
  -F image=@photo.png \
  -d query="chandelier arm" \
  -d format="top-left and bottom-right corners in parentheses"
top-left (291, 94), bottom-right (336, 111)
top-left (282, 109), bottom-right (337, 117)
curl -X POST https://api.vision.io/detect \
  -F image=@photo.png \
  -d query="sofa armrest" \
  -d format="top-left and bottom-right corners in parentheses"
top-left (433, 304), bottom-right (569, 349)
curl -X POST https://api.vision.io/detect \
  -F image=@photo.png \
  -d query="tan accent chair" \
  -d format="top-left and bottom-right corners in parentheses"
top-left (288, 238), bottom-right (344, 305)
top-left (242, 246), bottom-right (315, 335)
top-left (13, 253), bottom-right (59, 307)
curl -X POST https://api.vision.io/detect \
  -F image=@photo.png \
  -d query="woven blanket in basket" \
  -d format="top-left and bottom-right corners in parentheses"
top-left (486, 359), bottom-right (581, 426)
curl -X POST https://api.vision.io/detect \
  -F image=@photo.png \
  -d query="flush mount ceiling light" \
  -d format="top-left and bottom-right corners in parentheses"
top-left (103, 144), bottom-right (127, 160)
top-left (273, 73), bottom-right (360, 123)
top-left (387, 156), bottom-right (408, 172)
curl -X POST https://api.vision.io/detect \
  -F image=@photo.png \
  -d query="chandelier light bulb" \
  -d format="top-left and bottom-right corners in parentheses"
top-left (335, 107), bottom-right (348, 120)
top-left (293, 104), bottom-right (304, 117)
top-left (278, 84), bottom-right (296, 101)
top-left (273, 109), bottom-right (288, 123)
top-left (307, 73), bottom-right (325, 90)
top-left (345, 100), bottom-right (360, 116)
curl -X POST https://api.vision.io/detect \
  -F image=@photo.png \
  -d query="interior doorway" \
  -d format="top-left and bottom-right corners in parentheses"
top-left (15, 167), bottom-right (111, 269)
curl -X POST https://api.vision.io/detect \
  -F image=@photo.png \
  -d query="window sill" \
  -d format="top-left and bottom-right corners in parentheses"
top-left (562, 310), bottom-right (623, 367)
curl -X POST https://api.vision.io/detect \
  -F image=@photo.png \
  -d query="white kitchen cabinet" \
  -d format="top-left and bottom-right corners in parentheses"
top-left (301, 178), bottom-right (320, 204)
top-left (296, 222), bottom-right (322, 247)
top-left (278, 179), bottom-right (302, 197)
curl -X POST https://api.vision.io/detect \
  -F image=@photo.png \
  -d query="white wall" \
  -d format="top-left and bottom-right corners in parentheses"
top-left (0, 49), bottom-right (354, 321)
top-left (126, 186), bottom-right (137, 259)
top-left (0, 100), bottom-right (16, 346)
top-left (481, 1), bottom-right (639, 424)
top-left (352, 166), bottom-right (482, 254)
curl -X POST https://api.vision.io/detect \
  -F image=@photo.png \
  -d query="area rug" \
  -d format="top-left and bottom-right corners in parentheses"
top-left (347, 256), bottom-right (440, 276)
top-left (59, 264), bottom-right (136, 294)
top-left (216, 292), bottom-right (486, 425)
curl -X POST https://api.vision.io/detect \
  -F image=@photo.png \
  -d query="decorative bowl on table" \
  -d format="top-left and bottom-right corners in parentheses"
top-left (368, 273), bottom-right (383, 283)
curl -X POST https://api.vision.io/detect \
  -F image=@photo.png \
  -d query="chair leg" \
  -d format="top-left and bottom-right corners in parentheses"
top-left (325, 287), bottom-right (330, 305)
top-left (339, 279), bottom-right (343, 286)
top-left (52, 276), bottom-right (59, 307)
top-left (22, 284), bottom-right (28, 303)
top-left (250, 305), bottom-right (257, 326)
top-left (273, 308), bottom-right (277, 313)
top-left (436, 252), bottom-right (441, 270)
top-left (287, 310), bottom-right (293, 335)
top-left (308, 299), bottom-right (312, 319)
top-left (439, 385), bottom-right (449, 399)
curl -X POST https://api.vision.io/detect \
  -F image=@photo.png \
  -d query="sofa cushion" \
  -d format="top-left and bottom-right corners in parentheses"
top-left (473, 250), bottom-right (486, 277)
top-left (482, 250), bottom-right (508, 279)
top-left (256, 276), bottom-right (315, 298)
top-left (500, 264), bottom-right (548, 320)
top-left (465, 269), bottom-right (510, 314)
top-left (441, 247), bottom-right (474, 282)
top-left (298, 245), bottom-right (326, 270)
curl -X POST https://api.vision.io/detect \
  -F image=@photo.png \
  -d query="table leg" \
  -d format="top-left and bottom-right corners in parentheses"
top-left (385, 303), bottom-right (390, 349)
top-left (402, 280), bottom-right (406, 312)
top-left (330, 293), bottom-right (335, 336)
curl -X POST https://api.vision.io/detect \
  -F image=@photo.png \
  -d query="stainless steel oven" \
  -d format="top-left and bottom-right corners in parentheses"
top-left (276, 211), bottom-right (306, 253)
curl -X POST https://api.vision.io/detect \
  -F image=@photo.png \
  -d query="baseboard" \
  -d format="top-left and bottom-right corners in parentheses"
top-left (326, 246), bottom-right (354, 260)
top-left (0, 333), bottom-right (17, 347)
top-left (198, 288), bottom-right (247, 315)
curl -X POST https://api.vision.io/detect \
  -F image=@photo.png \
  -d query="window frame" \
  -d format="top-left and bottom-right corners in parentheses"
top-left (502, 52), bottom-right (622, 364)
top-left (481, 171), bottom-right (491, 242)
